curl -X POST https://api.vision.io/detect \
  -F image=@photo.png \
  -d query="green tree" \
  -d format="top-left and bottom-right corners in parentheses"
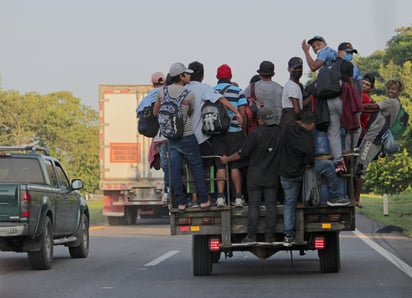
top-left (0, 90), bottom-right (99, 194)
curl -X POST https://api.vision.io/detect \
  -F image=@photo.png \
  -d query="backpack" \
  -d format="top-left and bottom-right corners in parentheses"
top-left (315, 59), bottom-right (343, 99)
top-left (158, 86), bottom-right (189, 140)
top-left (201, 85), bottom-right (231, 135)
top-left (245, 82), bottom-right (264, 133)
top-left (302, 167), bottom-right (320, 208)
top-left (137, 103), bottom-right (159, 138)
top-left (390, 103), bottom-right (409, 139)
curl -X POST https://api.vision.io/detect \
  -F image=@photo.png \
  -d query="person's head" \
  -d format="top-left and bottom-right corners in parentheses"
top-left (257, 107), bottom-right (276, 126)
top-left (169, 62), bottom-right (193, 85)
top-left (362, 73), bottom-right (375, 94)
top-left (216, 64), bottom-right (232, 81)
top-left (337, 42), bottom-right (358, 61)
top-left (188, 61), bottom-right (204, 82)
top-left (307, 35), bottom-right (327, 54)
top-left (151, 72), bottom-right (165, 87)
top-left (257, 61), bottom-right (275, 79)
top-left (385, 78), bottom-right (404, 99)
top-left (287, 57), bottom-right (303, 82)
top-left (249, 74), bottom-right (261, 84)
top-left (299, 111), bottom-right (317, 132)
top-left (340, 60), bottom-right (354, 82)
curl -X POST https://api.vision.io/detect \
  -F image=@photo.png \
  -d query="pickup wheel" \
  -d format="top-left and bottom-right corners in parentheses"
top-left (192, 235), bottom-right (212, 276)
top-left (318, 232), bottom-right (341, 273)
top-left (28, 216), bottom-right (53, 270)
top-left (69, 214), bottom-right (89, 258)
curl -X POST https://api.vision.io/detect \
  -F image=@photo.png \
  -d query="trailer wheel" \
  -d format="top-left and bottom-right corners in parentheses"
top-left (122, 206), bottom-right (137, 225)
top-left (69, 214), bottom-right (89, 258)
top-left (318, 232), bottom-right (341, 273)
top-left (28, 217), bottom-right (53, 270)
top-left (192, 235), bottom-right (212, 276)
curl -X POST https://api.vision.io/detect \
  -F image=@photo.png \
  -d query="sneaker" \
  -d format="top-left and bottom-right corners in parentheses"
top-left (327, 196), bottom-right (351, 207)
top-left (335, 161), bottom-right (347, 174)
top-left (259, 205), bottom-right (266, 212)
top-left (283, 235), bottom-right (295, 247)
top-left (216, 196), bottom-right (227, 207)
top-left (232, 195), bottom-right (245, 208)
top-left (161, 192), bottom-right (169, 204)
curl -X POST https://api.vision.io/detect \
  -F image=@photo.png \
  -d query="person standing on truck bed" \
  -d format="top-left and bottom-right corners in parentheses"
top-left (153, 62), bottom-right (210, 211)
top-left (184, 61), bottom-right (243, 206)
top-left (212, 64), bottom-right (248, 208)
top-left (220, 107), bottom-right (282, 243)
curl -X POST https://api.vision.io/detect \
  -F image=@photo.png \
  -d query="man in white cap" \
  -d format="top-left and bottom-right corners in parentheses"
top-left (153, 63), bottom-right (210, 211)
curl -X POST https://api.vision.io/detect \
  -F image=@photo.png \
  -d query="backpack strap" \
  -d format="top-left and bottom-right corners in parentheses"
top-left (218, 84), bottom-right (232, 95)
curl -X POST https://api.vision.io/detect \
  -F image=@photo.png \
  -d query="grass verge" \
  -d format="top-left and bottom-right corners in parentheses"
top-left (87, 199), bottom-right (105, 225)
top-left (359, 192), bottom-right (412, 238)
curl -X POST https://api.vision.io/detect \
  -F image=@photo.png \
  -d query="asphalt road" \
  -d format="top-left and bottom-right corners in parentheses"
top-left (0, 213), bottom-right (411, 298)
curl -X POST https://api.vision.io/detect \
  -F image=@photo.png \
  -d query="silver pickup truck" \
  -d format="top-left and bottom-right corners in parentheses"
top-left (0, 146), bottom-right (89, 269)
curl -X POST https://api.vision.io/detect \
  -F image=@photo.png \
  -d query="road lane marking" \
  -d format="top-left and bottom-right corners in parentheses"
top-left (144, 250), bottom-right (179, 266)
top-left (353, 229), bottom-right (412, 279)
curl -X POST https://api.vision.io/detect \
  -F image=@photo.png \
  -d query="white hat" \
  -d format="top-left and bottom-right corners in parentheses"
top-left (169, 62), bottom-right (193, 77)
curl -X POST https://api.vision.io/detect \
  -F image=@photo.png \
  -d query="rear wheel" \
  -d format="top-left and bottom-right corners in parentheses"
top-left (28, 217), bottom-right (53, 270)
top-left (69, 214), bottom-right (89, 258)
top-left (318, 232), bottom-right (341, 273)
top-left (192, 235), bottom-right (212, 276)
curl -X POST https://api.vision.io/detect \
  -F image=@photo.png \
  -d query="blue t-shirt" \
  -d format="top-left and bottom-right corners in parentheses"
top-left (316, 46), bottom-right (337, 65)
top-left (214, 83), bottom-right (247, 133)
top-left (136, 88), bottom-right (159, 113)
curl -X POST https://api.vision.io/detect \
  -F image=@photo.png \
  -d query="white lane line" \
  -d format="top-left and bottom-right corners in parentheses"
top-left (144, 250), bottom-right (180, 267)
top-left (353, 229), bottom-right (412, 279)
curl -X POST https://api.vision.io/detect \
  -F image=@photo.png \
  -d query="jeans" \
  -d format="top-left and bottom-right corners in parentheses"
top-left (168, 135), bottom-right (208, 205)
top-left (247, 184), bottom-right (277, 239)
top-left (156, 141), bottom-right (169, 192)
top-left (280, 176), bottom-right (303, 237)
top-left (315, 159), bottom-right (343, 199)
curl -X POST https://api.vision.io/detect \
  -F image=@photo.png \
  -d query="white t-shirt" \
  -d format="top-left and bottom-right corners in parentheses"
top-left (185, 81), bottom-right (222, 144)
top-left (281, 79), bottom-right (303, 109)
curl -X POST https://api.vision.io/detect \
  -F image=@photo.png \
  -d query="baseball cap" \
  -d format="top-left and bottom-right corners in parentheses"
top-left (151, 72), bottom-right (165, 85)
top-left (307, 35), bottom-right (326, 45)
top-left (288, 57), bottom-right (303, 69)
top-left (338, 42), bottom-right (358, 54)
top-left (256, 61), bottom-right (275, 76)
top-left (169, 62), bottom-right (193, 77)
top-left (216, 64), bottom-right (232, 80)
top-left (257, 107), bottom-right (276, 125)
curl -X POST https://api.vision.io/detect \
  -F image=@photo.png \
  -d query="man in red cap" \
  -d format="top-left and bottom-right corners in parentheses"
top-left (212, 64), bottom-right (247, 208)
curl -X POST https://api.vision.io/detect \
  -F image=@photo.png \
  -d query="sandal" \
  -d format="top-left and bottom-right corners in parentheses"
top-left (200, 201), bottom-right (211, 210)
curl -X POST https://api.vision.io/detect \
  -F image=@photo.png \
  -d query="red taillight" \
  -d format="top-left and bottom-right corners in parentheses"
top-left (314, 236), bottom-right (325, 249)
top-left (20, 190), bottom-right (31, 218)
top-left (209, 238), bottom-right (220, 251)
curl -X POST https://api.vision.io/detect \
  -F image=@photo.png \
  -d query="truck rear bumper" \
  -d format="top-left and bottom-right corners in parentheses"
top-left (0, 223), bottom-right (28, 236)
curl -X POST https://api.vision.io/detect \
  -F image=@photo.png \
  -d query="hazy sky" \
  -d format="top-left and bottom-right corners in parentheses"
top-left (1, 0), bottom-right (411, 110)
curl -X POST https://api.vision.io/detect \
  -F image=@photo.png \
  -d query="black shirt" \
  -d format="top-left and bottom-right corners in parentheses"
top-left (238, 124), bottom-right (282, 186)
top-left (279, 123), bottom-right (315, 178)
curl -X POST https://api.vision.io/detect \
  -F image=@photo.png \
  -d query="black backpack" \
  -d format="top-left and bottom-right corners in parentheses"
top-left (201, 85), bottom-right (231, 135)
top-left (315, 59), bottom-right (343, 99)
top-left (137, 103), bottom-right (159, 138)
top-left (158, 86), bottom-right (189, 140)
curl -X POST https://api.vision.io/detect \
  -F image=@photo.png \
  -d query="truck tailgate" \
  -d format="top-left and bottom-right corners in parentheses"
top-left (0, 184), bottom-right (20, 221)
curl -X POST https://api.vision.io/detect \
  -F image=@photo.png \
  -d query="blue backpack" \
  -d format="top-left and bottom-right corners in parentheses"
top-left (158, 87), bottom-right (189, 140)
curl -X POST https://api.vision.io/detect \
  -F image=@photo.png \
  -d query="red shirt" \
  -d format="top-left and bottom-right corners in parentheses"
top-left (360, 93), bottom-right (372, 136)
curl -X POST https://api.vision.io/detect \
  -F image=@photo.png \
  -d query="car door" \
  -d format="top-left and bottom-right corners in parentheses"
top-left (53, 161), bottom-right (80, 234)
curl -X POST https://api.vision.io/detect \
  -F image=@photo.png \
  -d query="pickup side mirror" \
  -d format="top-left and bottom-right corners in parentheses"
top-left (71, 179), bottom-right (84, 190)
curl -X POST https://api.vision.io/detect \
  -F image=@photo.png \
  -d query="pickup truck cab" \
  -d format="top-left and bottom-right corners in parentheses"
top-left (0, 146), bottom-right (89, 269)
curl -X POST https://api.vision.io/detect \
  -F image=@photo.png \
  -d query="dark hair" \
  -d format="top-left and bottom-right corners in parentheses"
top-left (249, 74), bottom-right (261, 83)
top-left (340, 60), bottom-right (353, 82)
top-left (363, 73), bottom-right (375, 88)
top-left (300, 111), bottom-right (317, 124)
top-left (165, 73), bottom-right (173, 86)
top-left (188, 61), bottom-right (204, 82)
